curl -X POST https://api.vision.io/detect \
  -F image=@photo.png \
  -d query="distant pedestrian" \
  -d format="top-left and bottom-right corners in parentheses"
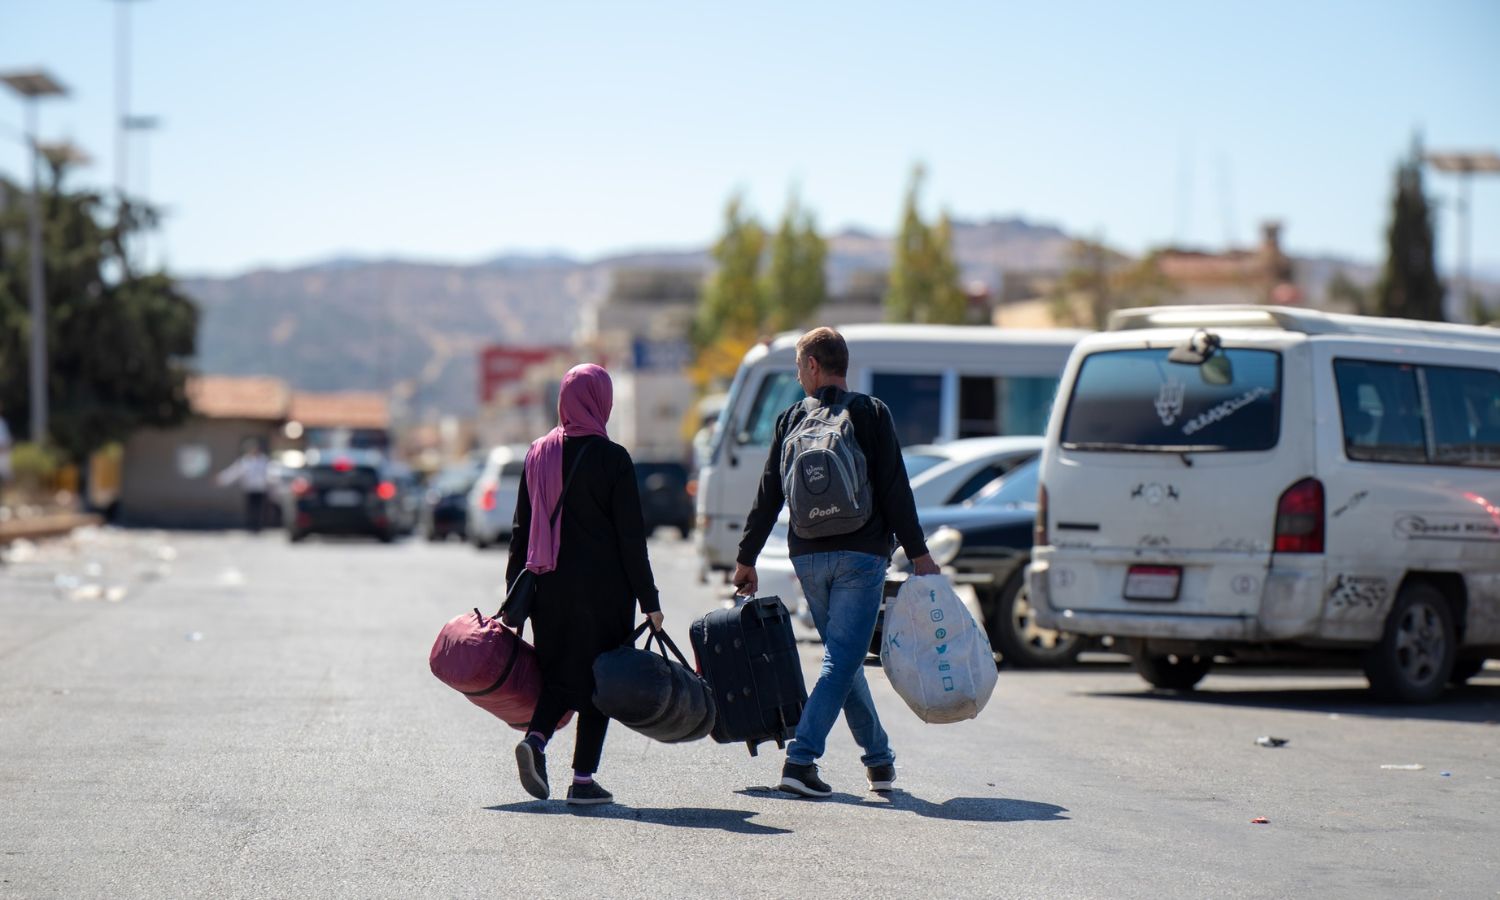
top-left (506, 364), bottom-right (663, 806)
top-left (216, 441), bottom-right (271, 532)
top-left (734, 326), bottom-right (939, 798)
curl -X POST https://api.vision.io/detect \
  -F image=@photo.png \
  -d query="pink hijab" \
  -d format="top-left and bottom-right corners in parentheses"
top-left (523, 364), bottom-right (612, 573)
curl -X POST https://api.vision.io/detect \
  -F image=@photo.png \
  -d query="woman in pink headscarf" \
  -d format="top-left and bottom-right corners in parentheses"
top-left (505, 364), bottom-right (662, 806)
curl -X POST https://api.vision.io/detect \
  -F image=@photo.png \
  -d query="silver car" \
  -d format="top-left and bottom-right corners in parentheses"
top-left (467, 444), bottom-right (530, 549)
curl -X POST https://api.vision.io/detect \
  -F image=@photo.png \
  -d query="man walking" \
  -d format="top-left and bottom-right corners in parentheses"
top-left (733, 327), bottom-right (938, 798)
top-left (216, 441), bottom-right (271, 533)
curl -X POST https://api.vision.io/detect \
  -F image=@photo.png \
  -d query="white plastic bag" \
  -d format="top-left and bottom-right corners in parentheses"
top-left (879, 574), bottom-right (997, 724)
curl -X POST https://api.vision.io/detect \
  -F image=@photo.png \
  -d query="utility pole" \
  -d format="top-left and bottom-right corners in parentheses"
top-left (1425, 151), bottom-right (1500, 318)
top-left (1, 69), bottom-right (70, 445)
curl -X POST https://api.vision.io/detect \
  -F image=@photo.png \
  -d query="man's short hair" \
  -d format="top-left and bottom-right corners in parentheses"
top-left (795, 327), bottom-right (849, 376)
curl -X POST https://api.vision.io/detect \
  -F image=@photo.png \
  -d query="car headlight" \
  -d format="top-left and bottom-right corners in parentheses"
top-left (926, 526), bottom-right (964, 567)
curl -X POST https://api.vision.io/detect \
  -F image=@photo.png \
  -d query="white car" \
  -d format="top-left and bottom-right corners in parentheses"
top-left (467, 444), bottom-right (531, 549)
top-left (904, 436), bottom-right (1046, 507)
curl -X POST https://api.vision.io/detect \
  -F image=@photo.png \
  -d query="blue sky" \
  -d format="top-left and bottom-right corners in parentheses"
top-left (3, 0), bottom-right (1498, 277)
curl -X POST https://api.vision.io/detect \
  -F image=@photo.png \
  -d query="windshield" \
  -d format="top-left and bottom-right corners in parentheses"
top-left (903, 453), bottom-right (947, 480)
top-left (433, 466), bottom-right (478, 493)
top-left (1061, 347), bottom-right (1282, 452)
top-left (967, 458), bottom-right (1041, 509)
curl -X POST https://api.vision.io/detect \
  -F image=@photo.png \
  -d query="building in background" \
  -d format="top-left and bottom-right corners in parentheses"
top-left (1155, 222), bottom-right (1298, 306)
top-left (119, 376), bottom-right (289, 528)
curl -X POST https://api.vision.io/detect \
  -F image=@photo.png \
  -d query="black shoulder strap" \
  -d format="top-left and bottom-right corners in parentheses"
top-left (548, 440), bottom-right (593, 528)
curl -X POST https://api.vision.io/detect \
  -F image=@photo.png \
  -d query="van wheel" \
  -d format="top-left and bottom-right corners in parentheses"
top-left (986, 568), bottom-right (1083, 668)
top-left (1131, 647), bottom-right (1212, 690)
top-left (1449, 657), bottom-right (1488, 686)
top-left (1362, 581), bottom-right (1456, 703)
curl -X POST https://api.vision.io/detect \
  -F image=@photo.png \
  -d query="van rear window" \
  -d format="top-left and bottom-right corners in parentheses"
top-left (1062, 348), bottom-right (1281, 452)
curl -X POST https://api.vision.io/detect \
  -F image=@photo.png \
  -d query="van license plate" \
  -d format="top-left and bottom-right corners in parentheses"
top-left (1124, 565), bottom-right (1181, 601)
top-left (326, 490), bottom-right (362, 507)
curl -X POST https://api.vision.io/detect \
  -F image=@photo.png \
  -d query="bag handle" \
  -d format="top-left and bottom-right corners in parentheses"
top-left (629, 621), bottom-right (692, 669)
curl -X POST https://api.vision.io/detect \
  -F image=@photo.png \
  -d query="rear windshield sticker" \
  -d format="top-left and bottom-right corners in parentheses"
top-left (1181, 386), bottom-right (1272, 437)
top-left (1154, 378), bottom-right (1186, 426)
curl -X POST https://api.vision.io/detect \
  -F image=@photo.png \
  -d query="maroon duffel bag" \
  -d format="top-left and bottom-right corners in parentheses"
top-left (430, 608), bottom-right (570, 731)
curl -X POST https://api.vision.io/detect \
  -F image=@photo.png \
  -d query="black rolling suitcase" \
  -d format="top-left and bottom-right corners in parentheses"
top-left (690, 595), bottom-right (808, 756)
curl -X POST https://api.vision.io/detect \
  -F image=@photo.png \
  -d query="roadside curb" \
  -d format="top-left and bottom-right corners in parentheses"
top-left (0, 513), bottom-right (103, 544)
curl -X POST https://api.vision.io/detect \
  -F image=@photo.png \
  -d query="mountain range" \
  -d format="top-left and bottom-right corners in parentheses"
top-left (182, 217), bottom-right (1396, 418)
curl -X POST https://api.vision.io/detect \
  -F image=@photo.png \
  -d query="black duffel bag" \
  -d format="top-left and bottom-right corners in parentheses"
top-left (593, 623), bottom-right (716, 744)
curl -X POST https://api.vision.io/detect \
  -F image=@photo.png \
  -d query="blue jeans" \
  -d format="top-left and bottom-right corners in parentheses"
top-left (786, 551), bottom-right (895, 768)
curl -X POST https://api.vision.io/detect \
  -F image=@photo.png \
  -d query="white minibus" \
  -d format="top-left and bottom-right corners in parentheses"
top-left (1029, 306), bottom-right (1500, 701)
top-left (696, 324), bottom-right (1086, 575)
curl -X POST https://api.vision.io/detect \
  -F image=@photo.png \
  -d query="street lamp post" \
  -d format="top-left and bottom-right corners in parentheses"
top-left (1425, 151), bottom-right (1500, 318)
top-left (121, 114), bottom-right (160, 269)
top-left (1, 69), bottom-right (69, 446)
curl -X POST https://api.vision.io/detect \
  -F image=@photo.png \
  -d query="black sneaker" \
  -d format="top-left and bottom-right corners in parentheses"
top-left (515, 737), bottom-right (548, 800)
top-left (867, 764), bottom-right (896, 793)
top-left (566, 780), bottom-right (614, 806)
top-left (779, 761), bottom-right (833, 798)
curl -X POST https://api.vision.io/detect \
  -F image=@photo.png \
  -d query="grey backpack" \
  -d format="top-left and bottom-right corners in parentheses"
top-left (780, 392), bottom-right (873, 539)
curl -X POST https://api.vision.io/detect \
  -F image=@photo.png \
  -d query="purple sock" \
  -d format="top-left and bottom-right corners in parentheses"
top-left (573, 772), bottom-right (593, 784)
top-left (526, 732), bottom-right (547, 749)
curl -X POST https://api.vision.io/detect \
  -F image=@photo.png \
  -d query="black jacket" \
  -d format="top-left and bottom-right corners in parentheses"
top-left (737, 386), bottom-right (930, 567)
top-left (507, 436), bottom-right (660, 704)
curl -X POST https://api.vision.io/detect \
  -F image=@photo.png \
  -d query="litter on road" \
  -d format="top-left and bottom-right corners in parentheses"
top-left (1255, 736), bottom-right (1289, 748)
top-left (1251, 817), bottom-right (1270, 824)
top-left (1380, 764), bottom-right (1425, 771)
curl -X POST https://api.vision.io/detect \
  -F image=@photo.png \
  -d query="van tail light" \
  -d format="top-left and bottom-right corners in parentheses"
top-left (481, 485), bottom-right (497, 511)
top-left (1035, 483), bottom-right (1049, 547)
top-left (376, 481), bottom-right (397, 501)
top-left (1274, 478), bottom-right (1324, 553)
top-left (291, 477), bottom-right (311, 497)
top-left (686, 479), bottom-right (698, 498)
top-left (333, 458), bottom-right (353, 472)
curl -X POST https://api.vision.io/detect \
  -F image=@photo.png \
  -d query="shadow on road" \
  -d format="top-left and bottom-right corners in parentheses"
top-left (1084, 678), bottom-right (1500, 724)
top-left (485, 802), bottom-right (792, 835)
top-left (735, 786), bottom-right (1068, 823)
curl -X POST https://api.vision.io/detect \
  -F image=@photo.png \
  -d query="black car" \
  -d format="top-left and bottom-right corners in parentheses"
top-left (883, 457), bottom-right (1090, 668)
top-left (421, 463), bottom-right (479, 542)
top-left (635, 461), bottom-right (694, 538)
top-left (285, 450), bottom-right (414, 543)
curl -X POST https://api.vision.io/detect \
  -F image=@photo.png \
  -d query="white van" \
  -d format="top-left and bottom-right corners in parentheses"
top-left (1029, 305), bottom-right (1500, 701)
top-left (696, 324), bottom-right (1086, 574)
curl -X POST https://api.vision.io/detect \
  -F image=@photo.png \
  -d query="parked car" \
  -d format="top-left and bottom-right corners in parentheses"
top-left (467, 444), bottom-right (530, 549)
top-left (903, 436), bottom-right (1045, 507)
top-left (421, 462), bottom-right (480, 541)
top-left (882, 457), bottom-right (1090, 667)
top-left (284, 450), bottom-right (414, 543)
top-left (636, 460), bottom-right (694, 538)
top-left (1030, 305), bottom-right (1500, 701)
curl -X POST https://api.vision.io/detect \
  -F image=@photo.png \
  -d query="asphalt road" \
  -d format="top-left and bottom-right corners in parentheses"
top-left (2, 527), bottom-right (1497, 899)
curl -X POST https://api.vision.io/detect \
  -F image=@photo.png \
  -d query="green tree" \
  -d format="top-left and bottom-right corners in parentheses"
top-left (1047, 241), bottom-right (1177, 329)
top-left (1376, 138), bottom-right (1445, 321)
top-left (762, 190), bottom-right (827, 331)
top-left (694, 192), bottom-right (765, 347)
top-left (885, 164), bottom-right (966, 324)
top-left (0, 158), bottom-right (197, 463)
